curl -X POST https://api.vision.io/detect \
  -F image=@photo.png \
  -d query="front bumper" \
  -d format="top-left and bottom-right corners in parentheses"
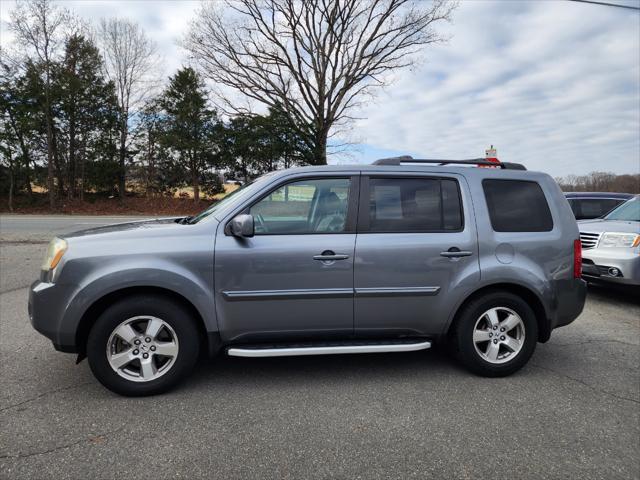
top-left (29, 279), bottom-right (78, 352)
top-left (581, 248), bottom-right (640, 286)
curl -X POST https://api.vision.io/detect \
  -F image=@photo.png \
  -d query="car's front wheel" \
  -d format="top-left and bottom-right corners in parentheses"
top-left (452, 291), bottom-right (538, 377)
top-left (87, 295), bottom-right (200, 396)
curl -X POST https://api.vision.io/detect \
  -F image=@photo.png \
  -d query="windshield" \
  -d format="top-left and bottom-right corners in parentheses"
top-left (604, 197), bottom-right (640, 222)
top-left (187, 172), bottom-right (277, 224)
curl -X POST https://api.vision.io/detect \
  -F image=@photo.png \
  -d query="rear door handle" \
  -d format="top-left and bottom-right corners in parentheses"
top-left (313, 250), bottom-right (350, 261)
top-left (440, 248), bottom-right (473, 258)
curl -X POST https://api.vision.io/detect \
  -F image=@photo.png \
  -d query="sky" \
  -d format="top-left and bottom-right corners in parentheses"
top-left (1, 0), bottom-right (639, 177)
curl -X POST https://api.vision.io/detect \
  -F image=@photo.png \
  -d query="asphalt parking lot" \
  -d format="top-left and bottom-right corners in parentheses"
top-left (1, 215), bottom-right (638, 479)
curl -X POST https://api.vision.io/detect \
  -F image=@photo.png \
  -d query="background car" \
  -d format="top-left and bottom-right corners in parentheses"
top-left (565, 192), bottom-right (634, 220)
top-left (578, 196), bottom-right (640, 286)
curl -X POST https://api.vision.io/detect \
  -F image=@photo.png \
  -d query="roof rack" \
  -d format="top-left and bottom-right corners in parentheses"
top-left (372, 155), bottom-right (526, 170)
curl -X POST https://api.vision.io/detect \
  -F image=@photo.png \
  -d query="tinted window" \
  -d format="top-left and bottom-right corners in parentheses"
top-left (249, 178), bottom-right (350, 234)
top-left (568, 199), bottom-right (580, 217)
top-left (483, 180), bottom-right (553, 232)
top-left (569, 198), bottom-right (624, 220)
top-left (367, 178), bottom-right (463, 232)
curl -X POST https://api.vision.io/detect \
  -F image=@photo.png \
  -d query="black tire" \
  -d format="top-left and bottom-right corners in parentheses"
top-left (451, 291), bottom-right (538, 377)
top-left (87, 295), bottom-right (200, 396)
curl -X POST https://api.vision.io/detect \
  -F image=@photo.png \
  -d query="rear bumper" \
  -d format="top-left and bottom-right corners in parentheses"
top-left (29, 280), bottom-right (79, 353)
top-left (582, 248), bottom-right (640, 286)
top-left (552, 278), bottom-right (587, 331)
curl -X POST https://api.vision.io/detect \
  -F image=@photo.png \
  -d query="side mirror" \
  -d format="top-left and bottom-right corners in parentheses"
top-left (229, 214), bottom-right (254, 238)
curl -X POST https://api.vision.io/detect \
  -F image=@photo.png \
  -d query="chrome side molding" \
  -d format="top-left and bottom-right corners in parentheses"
top-left (354, 286), bottom-right (440, 297)
top-left (223, 287), bottom-right (440, 300)
top-left (222, 288), bottom-right (353, 300)
top-left (227, 341), bottom-right (432, 358)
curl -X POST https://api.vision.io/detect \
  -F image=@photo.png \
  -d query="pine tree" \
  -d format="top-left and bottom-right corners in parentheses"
top-left (55, 34), bottom-right (119, 199)
top-left (159, 67), bottom-right (222, 201)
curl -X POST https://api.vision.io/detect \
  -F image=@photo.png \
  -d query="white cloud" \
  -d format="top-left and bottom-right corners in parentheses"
top-left (1, 0), bottom-right (638, 176)
top-left (348, 0), bottom-right (640, 176)
top-left (1, 0), bottom-right (200, 76)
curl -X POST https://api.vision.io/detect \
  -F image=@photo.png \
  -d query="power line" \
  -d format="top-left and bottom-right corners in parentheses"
top-left (567, 0), bottom-right (640, 10)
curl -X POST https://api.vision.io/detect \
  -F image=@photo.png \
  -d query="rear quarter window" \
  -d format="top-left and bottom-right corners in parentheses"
top-left (570, 198), bottom-right (624, 220)
top-left (483, 179), bottom-right (553, 232)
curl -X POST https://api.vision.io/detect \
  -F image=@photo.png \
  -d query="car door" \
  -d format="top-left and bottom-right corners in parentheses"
top-left (214, 175), bottom-right (359, 343)
top-left (354, 173), bottom-right (479, 336)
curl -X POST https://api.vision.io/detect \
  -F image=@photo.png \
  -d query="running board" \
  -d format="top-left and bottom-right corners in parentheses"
top-left (227, 340), bottom-right (431, 358)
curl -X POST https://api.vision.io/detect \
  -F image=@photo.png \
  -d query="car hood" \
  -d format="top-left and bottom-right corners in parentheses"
top-left (61, 217), bottom-right (188, 239)
top-left (577, 219), bottom-right (640, 234)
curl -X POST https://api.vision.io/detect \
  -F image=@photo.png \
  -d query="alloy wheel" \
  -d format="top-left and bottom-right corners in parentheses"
top-left (106, 316), bottom-right (179, 382)
top-left (472, 307), bottom-right (525, 364)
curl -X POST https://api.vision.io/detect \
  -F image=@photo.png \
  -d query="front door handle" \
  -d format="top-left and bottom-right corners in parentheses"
top-left (440, 247), bottom-right (473, 258)
top-left (313, 250), bottom-right (350, 261)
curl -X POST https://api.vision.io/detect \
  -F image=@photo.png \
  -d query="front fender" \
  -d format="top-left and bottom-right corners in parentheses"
top-left (57, 258), bottom-right (216, 347)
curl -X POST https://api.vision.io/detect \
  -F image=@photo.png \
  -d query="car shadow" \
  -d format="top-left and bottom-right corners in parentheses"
top-left (586, 282), bottom-right (640, 307)
top-left (182, 345), bottom-right (486, 394)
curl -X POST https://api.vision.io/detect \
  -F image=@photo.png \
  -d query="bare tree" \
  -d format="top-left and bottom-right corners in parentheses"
top-left (556, 172), bottom-right (640, 193)
top-left (9, 0), bottom-right (70, 208)
top-left (184, 0), bottom-right (456, 164)
top-left (98, 18), bottom-right (159, 199)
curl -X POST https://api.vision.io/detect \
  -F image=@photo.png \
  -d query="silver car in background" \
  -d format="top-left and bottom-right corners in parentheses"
top-left (579, 196), bottom-right (640, 286)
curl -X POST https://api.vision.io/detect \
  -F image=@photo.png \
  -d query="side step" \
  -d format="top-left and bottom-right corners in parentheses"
top-left (227, 339), bottom-right (432, 358)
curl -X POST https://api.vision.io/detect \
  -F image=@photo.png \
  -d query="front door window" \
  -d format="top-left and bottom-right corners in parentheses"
top-left (249, 178), bottom-right (351, 234)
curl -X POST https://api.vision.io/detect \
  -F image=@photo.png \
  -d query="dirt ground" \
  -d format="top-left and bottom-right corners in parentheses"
top-left (0, 194), bottom-right (215, 216)
top-left (0, 183), bottom-right (244, 215)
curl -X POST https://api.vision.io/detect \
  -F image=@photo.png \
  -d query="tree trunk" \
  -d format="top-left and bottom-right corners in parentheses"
top-left (42, 54), bottom-right (58, 208)
top-left (52, 132), bottom-right (65, 197)
top-left (118, 116), bottom-right (127, 200)
top-left (192, 171), bottom-right (200, 202)
top-left (7, 147), bottom-right (14, 213)
top-left (24, 161), bottom-right (33, 200)
top-left (242, 159), bottom-right (248, 184)
top-left (313, 128), bottom-right (328, 165)
top-left (79, 138), bottom-right (86, 202)
top-left (191, 154), bottom-right (200, 202)
top-left (68, 104), bottom-right (76, 200)
top-left (45, 87), bottom-right (56, 209)
top-left (146, 129), bottom-right (155, 197)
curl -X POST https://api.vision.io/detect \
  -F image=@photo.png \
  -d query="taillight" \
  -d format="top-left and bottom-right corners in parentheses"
top-left (573, 239), bottom-right (582, 279)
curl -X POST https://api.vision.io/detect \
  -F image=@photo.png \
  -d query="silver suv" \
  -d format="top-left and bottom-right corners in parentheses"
top-left (29, 158), bottom-right (587, 396)
top-left (578, 196), bottom-right (640, 286)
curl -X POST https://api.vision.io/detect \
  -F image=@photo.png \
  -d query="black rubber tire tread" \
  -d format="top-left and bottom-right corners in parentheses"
top-left (87, 295), bottom-right (200, 396)
top-left (452, 290), bottom-right (538, 377)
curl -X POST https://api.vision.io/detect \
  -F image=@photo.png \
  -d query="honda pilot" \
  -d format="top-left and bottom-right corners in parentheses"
top-left (29, 157), bottom-right (586, 396)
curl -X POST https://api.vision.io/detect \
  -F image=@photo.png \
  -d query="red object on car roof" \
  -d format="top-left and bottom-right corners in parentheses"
top-left (480, 145), bottom-right (500, 167)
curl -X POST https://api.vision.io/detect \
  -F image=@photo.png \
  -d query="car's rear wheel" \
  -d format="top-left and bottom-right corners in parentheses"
top-left (452, 291), bottom-right (538, 377)
top-left (87, 295), bottom-right (200, 396)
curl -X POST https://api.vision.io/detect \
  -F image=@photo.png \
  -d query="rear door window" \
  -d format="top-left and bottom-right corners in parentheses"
top-left (364, 177), bottom-right (463, 232)
top-left (483, 180), bottom-right (553, 232)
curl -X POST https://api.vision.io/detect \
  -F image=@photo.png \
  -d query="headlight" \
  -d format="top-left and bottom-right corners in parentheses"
top-left (42, 237), bottom-right (68, 271)
top-left (599, 232), bottom-right (640, 249)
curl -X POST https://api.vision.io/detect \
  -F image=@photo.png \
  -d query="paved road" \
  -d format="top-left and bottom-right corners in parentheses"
top-left (1, 217), bottom-right (638, 479)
